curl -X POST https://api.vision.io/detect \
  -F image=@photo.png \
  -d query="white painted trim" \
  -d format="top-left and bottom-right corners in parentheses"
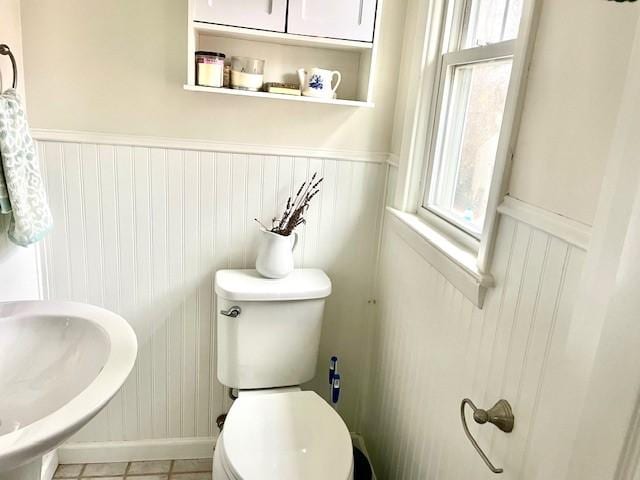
top-left (476, 0), bottom-right (542, 272)
top-left (416, 204), bottom-right (480, 252)
top-left (41, 450), bottom-right (58, 480)
top-left (392, 0), bottom-right (448, 211)
top-left (183, 84), bottom-right (375, 108)
top-left (57, 437), bottom-right (216, 464)
top-left (387, 153), bottom-right (400, 168)
top-left (498, 195), bottom-right (591, 251)
top-left (442, 39), bottom-right (516, 66)
top-left (30, 129), bottom-right (389, 164)
top-left (617, 400), bottom-right (640, 480)
top-left (187, 0), bottom-right (196, 86)
top-left (365, 0), bottom-right (385, 103)
top-left (58, 434), bottom-right (371, 474)
top-left (386, 207), bottom-right (493, 308)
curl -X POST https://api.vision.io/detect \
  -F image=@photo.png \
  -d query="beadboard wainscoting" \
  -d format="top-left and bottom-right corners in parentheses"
top-left (361, 192), bottom-right (589, 479)
top-left (34, 133), bottom-right (386, 448)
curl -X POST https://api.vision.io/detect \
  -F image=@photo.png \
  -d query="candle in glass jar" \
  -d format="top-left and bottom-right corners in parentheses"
top-left (230, 57), bottom-right (265, 92)
top-left (195, 51), bottom-right (225, 88)
top-left (230, 70), bottom-right (264, 91)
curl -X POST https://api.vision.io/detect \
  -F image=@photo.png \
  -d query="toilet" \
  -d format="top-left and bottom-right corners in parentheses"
top-left (212, 268), bottom-right (354, 480)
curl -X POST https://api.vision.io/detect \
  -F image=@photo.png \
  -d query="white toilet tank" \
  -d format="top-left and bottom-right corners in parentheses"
top-left (214, 269), bottom-right (332, 389)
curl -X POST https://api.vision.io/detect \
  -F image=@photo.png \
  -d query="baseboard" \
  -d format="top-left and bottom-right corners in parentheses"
top-left (59, 434), bottom-right (369, 476)
top-left (57, 437), bottom-right (217, 464)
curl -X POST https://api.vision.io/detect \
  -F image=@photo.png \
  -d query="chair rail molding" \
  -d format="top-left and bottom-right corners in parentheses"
top-left (30, 129), bottom-right (391, 164)
top-left (498, 195), bottom-right (592, 251)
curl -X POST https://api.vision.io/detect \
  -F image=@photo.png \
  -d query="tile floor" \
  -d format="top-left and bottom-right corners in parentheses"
top-left (54, 459), bottom-right (212, 480)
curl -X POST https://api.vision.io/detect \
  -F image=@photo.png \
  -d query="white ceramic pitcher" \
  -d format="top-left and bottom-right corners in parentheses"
top-left (298, 67), bottom-right (342, 98)
top-left (255, 229), bottom-right (298, 279)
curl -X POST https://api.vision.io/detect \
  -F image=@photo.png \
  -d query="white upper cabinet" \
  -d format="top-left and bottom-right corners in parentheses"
top-left (286, 0), bottom-right (378, 42)
top-left (193, 0), bottom-right (287, 32)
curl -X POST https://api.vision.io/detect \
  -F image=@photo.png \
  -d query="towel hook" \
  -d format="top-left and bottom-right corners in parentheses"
top-left (0, 44), bottom-right (17, 89)
top-left (460, 398), bottom-right (514, 474)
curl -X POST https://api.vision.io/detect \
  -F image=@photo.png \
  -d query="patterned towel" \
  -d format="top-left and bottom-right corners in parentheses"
top-left (0, 89), bottom-right (52, 246)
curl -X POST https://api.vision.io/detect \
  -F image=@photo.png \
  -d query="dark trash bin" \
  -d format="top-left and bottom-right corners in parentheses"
top-left (353, 446), bottom-right (373, 480)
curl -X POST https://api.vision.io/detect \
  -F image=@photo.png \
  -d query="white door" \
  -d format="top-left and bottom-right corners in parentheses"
top-left (286, 0), bottom-right (378, 42)
top-left (193, 0), bottom-right (287, 32)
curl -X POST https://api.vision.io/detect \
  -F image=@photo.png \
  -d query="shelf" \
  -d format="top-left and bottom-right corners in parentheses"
top-left (184, 84), bottom-right (374, 107)
top-left (193, 22), bottom-right (374, 52)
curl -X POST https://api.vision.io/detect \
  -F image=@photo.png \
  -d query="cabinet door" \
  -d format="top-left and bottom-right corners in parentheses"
top-left (194, 0), bottom-right (287, 32)
top-left (286, 0), bottom-right (377, 42)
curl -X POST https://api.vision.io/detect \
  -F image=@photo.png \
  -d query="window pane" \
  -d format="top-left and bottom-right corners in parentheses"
top-left (502, 0), bottom-right (524, 40)
top-left (427, 59), bottom-right (512, 234)
top-left (464, 0), bottom-right (523, 48)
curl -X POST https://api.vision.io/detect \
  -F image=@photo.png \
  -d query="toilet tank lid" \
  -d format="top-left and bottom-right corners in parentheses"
top-left (215, 269), bottom-right (332, 301)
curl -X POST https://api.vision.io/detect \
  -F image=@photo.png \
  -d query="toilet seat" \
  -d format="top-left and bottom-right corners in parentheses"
top-left (219, 390), bottom-right (354, 480)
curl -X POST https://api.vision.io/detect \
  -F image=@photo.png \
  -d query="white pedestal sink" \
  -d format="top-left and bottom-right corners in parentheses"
top-left (0, 301), bottom-right (138, 480)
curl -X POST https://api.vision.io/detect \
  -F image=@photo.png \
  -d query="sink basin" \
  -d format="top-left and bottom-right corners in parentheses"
top-left (0, 301), bottom-right (137, 479)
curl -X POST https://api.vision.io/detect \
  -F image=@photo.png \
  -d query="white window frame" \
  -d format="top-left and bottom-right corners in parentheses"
top-left (419, 35), bottom-right (516, 238)
top-left (420, 0), bottom-right (526, 246)
top-left (391, 0), bottom-right (539, 277)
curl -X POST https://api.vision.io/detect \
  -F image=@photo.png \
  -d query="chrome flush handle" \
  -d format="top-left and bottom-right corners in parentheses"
top-left (220, 306), bottom-right (241, 318)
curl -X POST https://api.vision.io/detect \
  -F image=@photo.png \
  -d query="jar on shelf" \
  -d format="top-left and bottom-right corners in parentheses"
top-left (223, 64), bottom-right (231, 88)
top-left (195, 51), bottom-right (226, 88)
top-left (230, 56), bottom-right (265, 92)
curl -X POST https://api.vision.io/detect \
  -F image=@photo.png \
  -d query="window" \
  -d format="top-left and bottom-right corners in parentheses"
top-left (420, 0), bottom-right (524, 241)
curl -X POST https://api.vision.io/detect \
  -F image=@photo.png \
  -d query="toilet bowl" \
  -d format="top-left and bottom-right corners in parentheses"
top-left (212, 389), bottom-right (354, 480)
top-left (213, 269), bottom-right (353, 480)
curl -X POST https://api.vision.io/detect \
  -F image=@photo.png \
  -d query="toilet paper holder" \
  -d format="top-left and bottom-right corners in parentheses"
top-left (460, 398), bottom-right (514, 474)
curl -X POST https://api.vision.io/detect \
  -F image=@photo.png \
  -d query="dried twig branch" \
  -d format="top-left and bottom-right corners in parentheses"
top-left (258, 173), bottom-right (323, 237)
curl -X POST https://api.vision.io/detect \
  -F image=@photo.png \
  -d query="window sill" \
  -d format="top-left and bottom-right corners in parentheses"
top-left (385, 207), bottom-right (494, 308)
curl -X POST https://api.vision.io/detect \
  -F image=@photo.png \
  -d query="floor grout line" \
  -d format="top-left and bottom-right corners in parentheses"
top-left (58, 459), bottom-right (213, 480)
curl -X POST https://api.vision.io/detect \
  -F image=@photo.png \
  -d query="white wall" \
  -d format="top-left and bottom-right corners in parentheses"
top-left (19, 0), bottom-right (406, 154)
top-left (36, 135), bottom-right (386, 442)
top-left (0, 0), bottom-right (25, 96)
top-left (0, 0), bottom-right (41, 301)
top-left (509, 0), bottom-right (639, 225)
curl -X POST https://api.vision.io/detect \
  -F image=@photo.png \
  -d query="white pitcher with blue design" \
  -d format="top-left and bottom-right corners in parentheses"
top-left (298, 67), bottom-right (341, 99)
